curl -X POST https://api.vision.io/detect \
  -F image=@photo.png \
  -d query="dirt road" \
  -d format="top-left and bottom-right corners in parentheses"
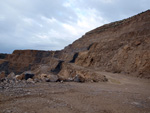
top-left (0, 72), bottom-right (150, 113)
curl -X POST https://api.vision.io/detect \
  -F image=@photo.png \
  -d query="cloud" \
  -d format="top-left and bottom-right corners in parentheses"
top-left (0, 0), bottom-right (150, 53)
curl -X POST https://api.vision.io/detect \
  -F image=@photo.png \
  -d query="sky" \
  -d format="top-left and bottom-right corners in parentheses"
top-left (0, 0), bottom-right (150, 53)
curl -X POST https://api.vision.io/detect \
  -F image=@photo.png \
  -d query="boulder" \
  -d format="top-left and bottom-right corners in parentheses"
top-left (57, 62), bottom-right (108, 82)
top-left (15, 74), bottom-right (25, 80)
top-left (40, 74), bottom-right (47, 79)
top-left (74, 74), bottom-right (85, 82)
top-left (45, 78), bottom-right (50, 82)
top-left (0, 71), bottom-right (5, 80)
top-left (24, 73), bottom-right (34, 80)
top-left (27, 78), bottom-right (34, 83)
top-left (16, 71), bottom-right (35, 80)
top-left (7, 72), bottom-right (15, 79)
top-left (48, 74), bottom-right (58, 82)
top-left (39, 73), bottom-right (58, 82)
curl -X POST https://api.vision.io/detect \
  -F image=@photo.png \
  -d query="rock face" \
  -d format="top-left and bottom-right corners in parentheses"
top-left (0, 10), bottom-right (150, 80)
top-left (0, 54), bottom-right (8, 59)
top-left (63, 10), bottom-right (150, 79)
top-left (0, 50), bottom-right (58, 74)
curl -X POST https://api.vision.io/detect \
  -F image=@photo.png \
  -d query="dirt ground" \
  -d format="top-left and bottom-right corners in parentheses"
top-left (0, 72), bottom-right (150, 113)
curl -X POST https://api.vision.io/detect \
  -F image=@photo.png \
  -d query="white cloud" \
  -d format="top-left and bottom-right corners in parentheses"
top-left (0, 0), bottom-right (150, 53)
top-left (62, 23), bottom-right (78, 35)
top-left (101, 0), bottom-right (113, 3)
top-left (41, 16), bottom-right (57, 24)
top-left (22, 17), bottom-right (34, 25)
top-left (62, 8), bottom-right (108, 40)
top-left (36, 34), bottom-right (49, 39)
top-left (77, 8), bottom-right (108, 29)
top-left (63, 2), bottom-right (71, 7)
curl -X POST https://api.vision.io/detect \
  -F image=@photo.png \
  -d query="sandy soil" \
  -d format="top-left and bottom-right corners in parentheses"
top-left (0, 72), bottom-right (150, 113)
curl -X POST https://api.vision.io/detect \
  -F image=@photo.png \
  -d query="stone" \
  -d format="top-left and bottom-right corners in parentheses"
top-left (0, 71), bottom-right (5, 79)
top-left (33, 78), bottom-right (40, 83)
top-left (40, 74), bottom-right (47, 79)
top-left (45, 78), bottom-right (50, 82)
top-left (134, 41), bottom-right (141, 46)
top-left (39, 73), bottom-right (58, 82)
top-left (47, 74), bottom-right (58, 82)
top-left (27, 78), bottom-right (34, 83)
top-left (0, 71), bottom-right (5, 80)
top-left (15, 74), bottom-right (24, 80)
top-left (74, 74), bottom-right (85, 82)
top-left (7, 72), bottom-right (15, 79)
top-left (24, 73), bottom-right (34, 80)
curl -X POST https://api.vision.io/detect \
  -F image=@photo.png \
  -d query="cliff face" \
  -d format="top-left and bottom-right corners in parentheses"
top-left (0, 10), bottom-right (150, 79)
top-left (62, 10), bottom-right (150, 58)
top-left (0, 50), bottom-right (55, 74)
top-left (62, 10), bottom-right (150, 78)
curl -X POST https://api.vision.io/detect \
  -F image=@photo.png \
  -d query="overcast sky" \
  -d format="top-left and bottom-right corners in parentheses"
top-left (0, 0), bottom-right (149, 53)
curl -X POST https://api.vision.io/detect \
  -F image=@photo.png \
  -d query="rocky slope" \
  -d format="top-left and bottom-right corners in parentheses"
top-left (0, 10), bottom-right (150, 81)
top-left (62, 10), bottom-right (150, 79)
top-left (0, 50), bottom-right (52, 75)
